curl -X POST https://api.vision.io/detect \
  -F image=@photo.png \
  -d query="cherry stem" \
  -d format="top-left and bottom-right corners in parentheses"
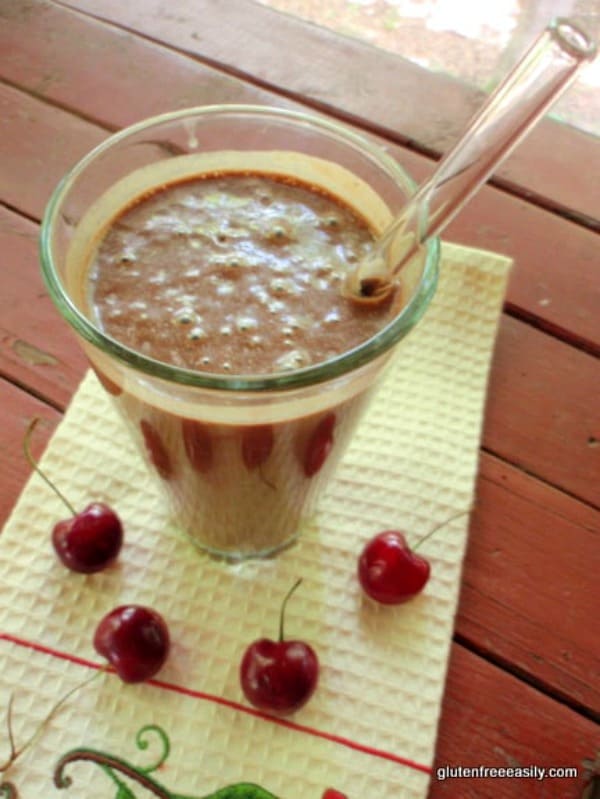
top-left (0, 667), bottom-right (106, 774)
top-left (278, 578), bottom-right (302, 643)
top-left (3, 696), bottom-right (16, 770)
top-left (412, 507), bottom-right (474, 551)
top-left (23, 418), bottom-right (77, 516)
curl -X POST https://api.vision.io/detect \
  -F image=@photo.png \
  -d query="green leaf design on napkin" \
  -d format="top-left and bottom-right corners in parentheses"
top-left (201, 787), bottom-right (278, 798)
top-left (53, 725), bottom-right (280, 798)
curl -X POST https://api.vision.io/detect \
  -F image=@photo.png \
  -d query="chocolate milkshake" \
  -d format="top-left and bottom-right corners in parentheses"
top-left (43, 107), bottom-right (438, 558)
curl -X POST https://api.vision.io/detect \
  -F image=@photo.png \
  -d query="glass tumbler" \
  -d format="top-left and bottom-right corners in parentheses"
top-left (40, 105), bottom-right (439, 560)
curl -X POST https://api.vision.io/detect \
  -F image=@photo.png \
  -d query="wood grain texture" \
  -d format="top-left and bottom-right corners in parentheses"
top-left (0, 82), bottom-right (107, 218)
top-left (462, 453), bottom-right (599, 715)
top-left (443, 193), bottom-right (600, 355)
top-left (485, 316), bottom-right (599, 507)
top-left (0, 205), bottom-right (87, 407)
top-left (0, 378), bottom-right (61, 530)
top-left (0, 0), bottom-right (285, 130)
top-left (55, 0), bottom-right (600, 224)
top-left (432, 644), bottom-right (599, 797)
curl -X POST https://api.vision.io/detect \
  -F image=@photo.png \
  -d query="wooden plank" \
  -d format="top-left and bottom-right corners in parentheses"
top-left (461, 452), bottom-right (599, 714)
top-left (0, 379), bottom-right (60, 531)
top-left (1, 12), bottom-right (599, 349)
top-left (432, 644), bottom-right (599, 798)
top-left (0, 0), bottom-right (283, 131)
top-left (0, 82), bottom-right (106, 219)
top-left (0, 206), bottom-right (87, 408)
top-left (443, 192), bottom-right (600, 355)
top-left (56, 0), bottom-right (600, 225)
top-left (485, 316), bottom-right (599, 507)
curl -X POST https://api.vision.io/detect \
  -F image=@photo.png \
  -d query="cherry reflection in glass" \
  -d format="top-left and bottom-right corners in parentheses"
top-left (91, 358), bottom-right (370, 560)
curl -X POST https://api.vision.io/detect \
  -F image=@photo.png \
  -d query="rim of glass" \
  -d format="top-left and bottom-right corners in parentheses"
top-left (40, 104), bottom-right (440, 392)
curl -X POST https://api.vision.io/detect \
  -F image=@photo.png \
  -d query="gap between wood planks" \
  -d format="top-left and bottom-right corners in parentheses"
top-left (503, 303), bottom-right (600, 359)
top-left (0, 75), bottom-right (120, 137)
top-left (480, 445), bottom-right (600, 514)
top-left (0, 368), bottom-right (65, 414)
top-left (453, 630), bottom-right (600, 725)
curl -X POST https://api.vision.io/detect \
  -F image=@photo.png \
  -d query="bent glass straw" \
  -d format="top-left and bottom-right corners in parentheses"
top-left (348, 18), bottom-right (597, 300)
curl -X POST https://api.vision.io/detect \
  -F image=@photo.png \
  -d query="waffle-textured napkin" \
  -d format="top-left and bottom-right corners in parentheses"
top-left (0, 242), bottom-right (511, 799)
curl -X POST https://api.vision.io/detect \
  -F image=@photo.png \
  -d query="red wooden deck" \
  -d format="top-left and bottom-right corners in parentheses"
top-left (1, 2), bottom-right (598, 796)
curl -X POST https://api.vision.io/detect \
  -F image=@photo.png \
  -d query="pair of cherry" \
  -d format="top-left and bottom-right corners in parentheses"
top-left (53, 500), bottom-right (166, 684)
top-left (25, 420), bottom-right (170, 684)
top-left (239, 526), bottom-right (437, 717)
top-left (240, 510), bottom-right (470, 715)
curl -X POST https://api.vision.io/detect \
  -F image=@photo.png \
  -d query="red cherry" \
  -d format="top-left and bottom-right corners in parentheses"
top-left (241, 425), bottom-right (274, 470)
top-left (303, 413), bottom-right (335, 477)
top-left (140, 419), bottom-right (173, 479)
top-left (358, 531), bottom-right (430, 604)
top-left (240, 580), bottom-right (318, 715)
top-left (52, 502), bottom-right (123, 574)
top-left (94, 605), bottom-right (170, 683)
top-left (358, 511), bottom-right (472, 604)
top-left (23, 419), bottom-right (123, 574)
top-left (322, 790), bottom-right (348, 799)
top-left (240, 639), bottom-right (318, 715)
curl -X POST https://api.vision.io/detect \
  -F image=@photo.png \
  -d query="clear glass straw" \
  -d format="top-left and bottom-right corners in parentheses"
top-left (348, 18), bottom-right (597, 300)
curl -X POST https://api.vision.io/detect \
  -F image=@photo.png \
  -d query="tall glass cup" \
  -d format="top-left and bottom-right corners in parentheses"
top-left (40, 106), bottom-right (439, 560)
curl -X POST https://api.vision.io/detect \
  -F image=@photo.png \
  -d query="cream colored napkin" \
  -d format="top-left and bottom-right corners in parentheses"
top-left (0, 242), bottom-right (511, 799)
